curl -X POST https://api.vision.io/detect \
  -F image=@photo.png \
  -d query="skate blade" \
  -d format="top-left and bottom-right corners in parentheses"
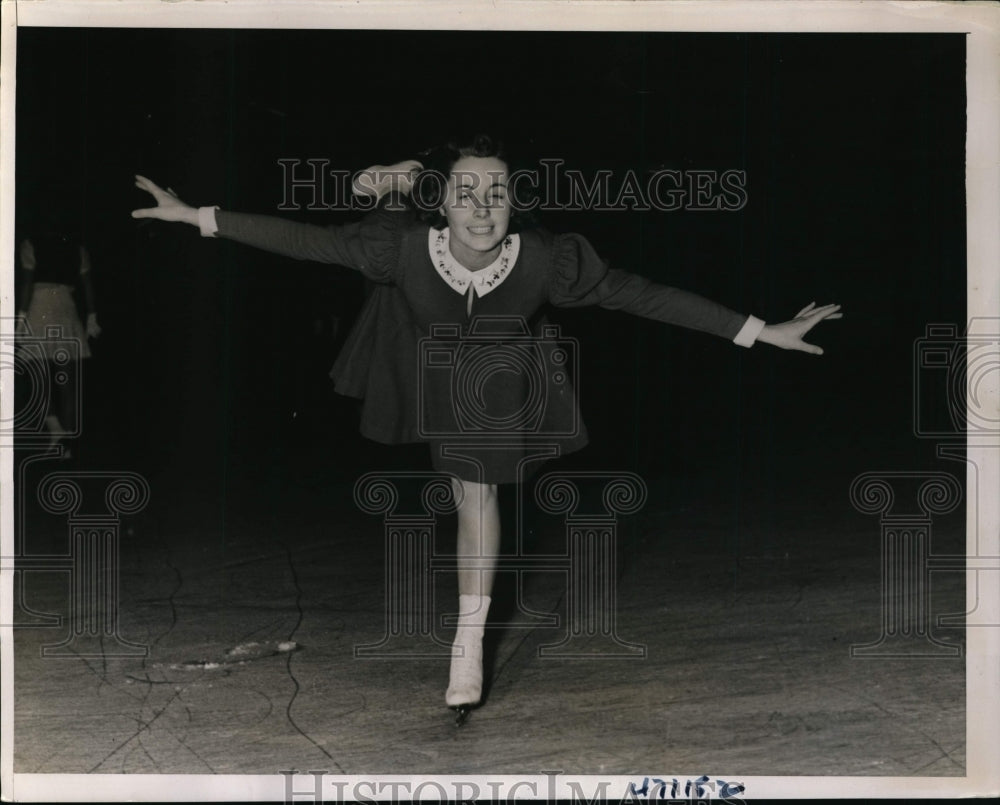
top-left (450, 705), bottom-right (474, 727)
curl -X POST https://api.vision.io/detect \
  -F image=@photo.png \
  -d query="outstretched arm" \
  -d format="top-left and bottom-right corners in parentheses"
top-left (132, 176), bottom-right (199, 226)
top-left (756, 302), bottom-right (842, 355)
top-left (131, 175), bottom-right (401, 278)
top-left (549, 234), bottom-right (842, 355)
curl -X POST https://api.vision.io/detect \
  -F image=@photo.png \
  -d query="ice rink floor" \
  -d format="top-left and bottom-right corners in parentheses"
top-left (11, 440), bottom-right (966, 778)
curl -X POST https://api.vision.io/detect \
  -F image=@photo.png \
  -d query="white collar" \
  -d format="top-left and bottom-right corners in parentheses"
top-left (428, 227), bottom-right (520, 298)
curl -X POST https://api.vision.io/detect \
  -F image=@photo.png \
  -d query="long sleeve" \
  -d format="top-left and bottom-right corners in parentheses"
top-left (548, 232), bottom-right (758, 343)
top-left (208, 206), bottom-right (402, 284)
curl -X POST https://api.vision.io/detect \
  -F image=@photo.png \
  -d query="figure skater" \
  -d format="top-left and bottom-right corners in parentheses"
top-left (17, 222), bottom-right (101, 454)
top-left (132, 134), bottom-right (840, 724)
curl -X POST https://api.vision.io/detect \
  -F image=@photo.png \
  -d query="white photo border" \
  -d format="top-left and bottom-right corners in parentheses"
top-left (2, 1), bottom-right (997, 801)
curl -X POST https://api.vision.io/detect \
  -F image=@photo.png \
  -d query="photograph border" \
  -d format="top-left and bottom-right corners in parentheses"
top-left (1, 1), bottom-right (997, 801)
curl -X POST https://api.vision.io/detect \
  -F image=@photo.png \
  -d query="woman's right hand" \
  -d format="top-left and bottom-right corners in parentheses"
top-left (131, 175), bottom-right (199, 226)
top-left (353, 159), bottom-right (424, 200)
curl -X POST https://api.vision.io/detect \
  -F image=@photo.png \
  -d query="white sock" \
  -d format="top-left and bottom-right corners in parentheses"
top-left (446, 594), bottom-right (491, 707)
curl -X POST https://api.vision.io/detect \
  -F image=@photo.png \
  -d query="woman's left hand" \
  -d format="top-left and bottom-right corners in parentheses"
top-left (757, 302), bottom-right (842, 355)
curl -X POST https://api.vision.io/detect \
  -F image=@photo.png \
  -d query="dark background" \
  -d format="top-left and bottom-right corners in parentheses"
top-left (14, 29), bottom-right (966, 555)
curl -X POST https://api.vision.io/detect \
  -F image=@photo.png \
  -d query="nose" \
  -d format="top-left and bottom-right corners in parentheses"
top-left (472, 203), bottom-right (490, 219)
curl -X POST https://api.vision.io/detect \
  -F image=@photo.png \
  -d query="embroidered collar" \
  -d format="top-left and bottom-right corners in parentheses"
top-left (428, 227), bottom-right (520, 298)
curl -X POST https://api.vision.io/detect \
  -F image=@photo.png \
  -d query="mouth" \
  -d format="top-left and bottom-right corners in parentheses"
top-left (467, 225), bottom-right (494, 236)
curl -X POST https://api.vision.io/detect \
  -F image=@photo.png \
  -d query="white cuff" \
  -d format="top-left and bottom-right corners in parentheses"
top-left (198, 206), bottom-right (220, 237)
top-left (733, 314), bottom-right (766, 348)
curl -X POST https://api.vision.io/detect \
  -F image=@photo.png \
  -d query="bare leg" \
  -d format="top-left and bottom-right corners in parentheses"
top-left (42, 359), bottom-right (77, 456)
top-left (52, 358), bottom-right (78, 434)
top-left (446, 477), bottom-right (500, 711)
top-left (453, 477), bottom-right (500, 598)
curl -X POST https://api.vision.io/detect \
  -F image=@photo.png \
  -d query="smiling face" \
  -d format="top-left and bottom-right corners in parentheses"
top-left (441, 155), bottom-right (511, 271)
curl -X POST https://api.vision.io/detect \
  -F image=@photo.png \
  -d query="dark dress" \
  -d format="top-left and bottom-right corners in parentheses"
top-left (214, 205), bottom-right (750, 483)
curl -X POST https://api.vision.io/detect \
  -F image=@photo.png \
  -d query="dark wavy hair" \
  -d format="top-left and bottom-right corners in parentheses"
top-left (412, 133), bottom-right (538, 231)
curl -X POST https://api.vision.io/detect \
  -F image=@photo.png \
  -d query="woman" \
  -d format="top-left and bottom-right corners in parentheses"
top-left (17, 223), bottom-right (101, 453)
top-left (132, 134), bottom-right (840, 723)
